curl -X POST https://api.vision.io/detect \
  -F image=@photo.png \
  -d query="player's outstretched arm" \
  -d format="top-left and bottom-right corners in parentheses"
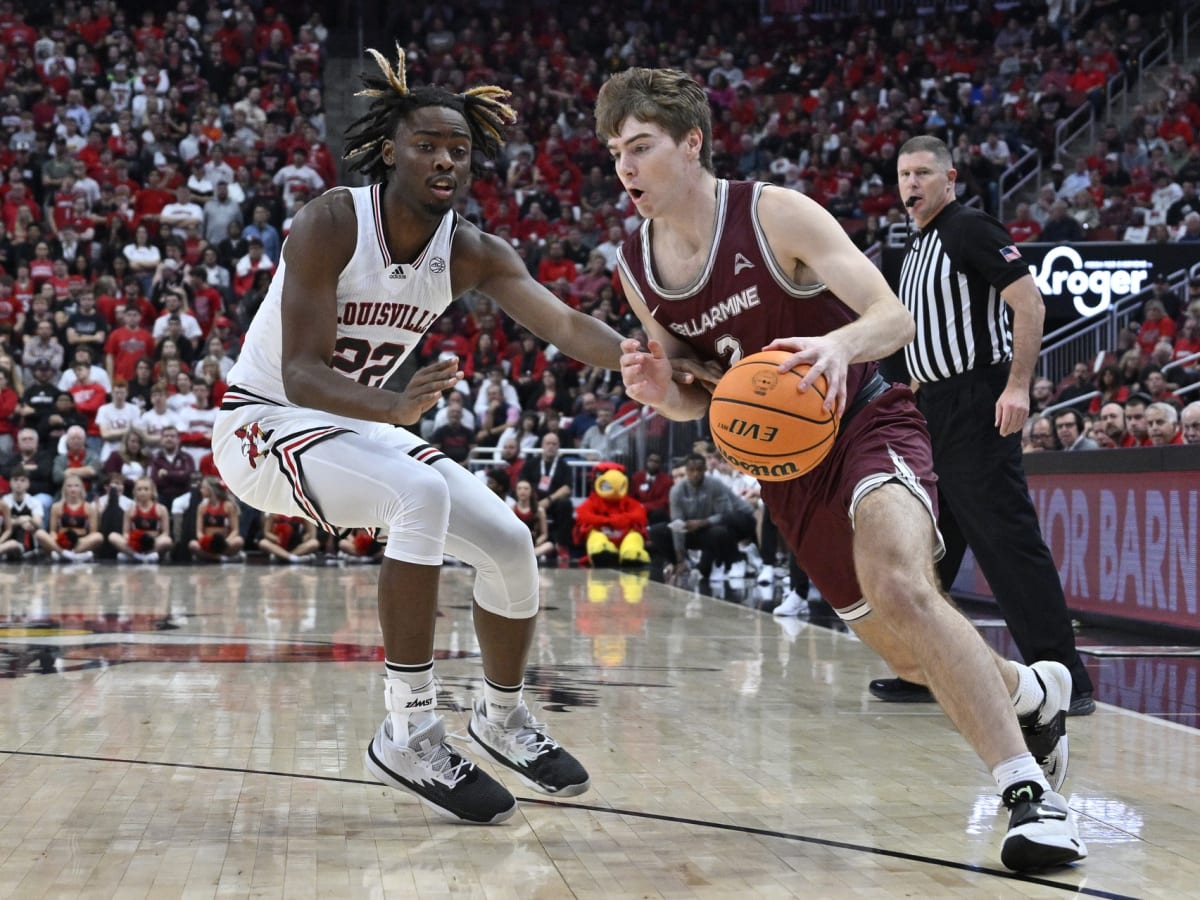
top-left (456, 229), bottom-right (625, 371)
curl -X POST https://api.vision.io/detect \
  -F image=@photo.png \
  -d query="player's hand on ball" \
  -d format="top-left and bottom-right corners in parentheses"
top-left (392, 357), bottom-right (461, 425)
top-left (762, 336), bottom-right (851, 418)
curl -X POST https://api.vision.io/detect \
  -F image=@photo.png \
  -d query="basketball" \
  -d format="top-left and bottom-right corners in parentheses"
top-left (709, 350), bottom-right (839, 481)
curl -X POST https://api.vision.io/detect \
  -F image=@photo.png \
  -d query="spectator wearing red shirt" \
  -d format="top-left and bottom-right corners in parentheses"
top-left (0, 367), bottom-right (18, 456)
top-left (418, 316), bottom-right (471, 365)
top-left (508, 331), bottom-right (548, 408)
top-left (0, 276), bottom-right (23, 336)
top-left (1172, 317), bottom-right (1200, 362)
top-left (536, 239), bottom-right (578, 286)
top-left (859, 176), bottom-right (898, 217)
top-left (514, 202), bottom-right (556, 243)
top-left (1067, 54), bottom-right (1109, 107)
top-left (67, 361), bottom-right (106, 438)
top-left (27, 242), bottom-right (54, 291)
top-left (70, 5), bottom-right (111, 46)
top-left (1144, 368), bottom-right (1182, 409)
top-left (2, 12), bottom-right (37, 50)
top-left (133, 169), bottom-right (175, 231)
top-left (630, 451), bottom-right (672, 525)
top-left (104, 305), bottom-right (155, 382)
top-left (1158, 102), bottom-right (1196, 147)
top-left (12, 266), bottom-right (33, 313)
top-left (45, 260), bottom-right (73, 303)
top-left (1006, 202), bottom-right (1042, 243)
top-left (185, 268), bottom-right (223, 336)
top-left (2, 182), bottom-right (39, 233)
top-left (132, 10), bottom-right (164, 52)
top-left (1135, 299), bottom-right (1177, 357)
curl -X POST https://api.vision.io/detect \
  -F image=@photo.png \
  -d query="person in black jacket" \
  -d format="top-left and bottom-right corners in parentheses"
top-left (518, 432), bottom-right (575, 556)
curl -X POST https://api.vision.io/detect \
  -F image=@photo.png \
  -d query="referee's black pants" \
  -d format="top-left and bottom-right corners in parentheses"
top-left (918, 363), bottom-right (1094, 698)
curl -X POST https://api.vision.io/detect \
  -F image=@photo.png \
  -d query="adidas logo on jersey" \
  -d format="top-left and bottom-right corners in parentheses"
top-left (389, 265), bottom-right (406, 279)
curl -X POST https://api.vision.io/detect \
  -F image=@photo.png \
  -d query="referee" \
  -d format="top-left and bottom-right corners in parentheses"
top-left (877, 135), bottom-right (1095, 714)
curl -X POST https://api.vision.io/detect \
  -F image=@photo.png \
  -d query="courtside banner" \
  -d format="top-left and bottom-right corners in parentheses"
top-left (950, 447), bottom-right (1200, 631)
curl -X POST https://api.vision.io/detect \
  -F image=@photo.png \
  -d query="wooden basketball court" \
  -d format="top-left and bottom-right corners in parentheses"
top-left (0, 561), bottom-right (1195, 898)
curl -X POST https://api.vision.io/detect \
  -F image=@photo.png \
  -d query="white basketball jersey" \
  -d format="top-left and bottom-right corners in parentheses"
top-left (227, 183), bottom-right (457, 405)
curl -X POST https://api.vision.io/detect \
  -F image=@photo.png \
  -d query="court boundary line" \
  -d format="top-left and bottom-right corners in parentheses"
top-left (0, 747), bottom-right (1130, 899)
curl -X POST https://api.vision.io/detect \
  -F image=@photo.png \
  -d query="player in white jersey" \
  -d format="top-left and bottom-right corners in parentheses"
top-left (212, 47), bottom-right (625, 824)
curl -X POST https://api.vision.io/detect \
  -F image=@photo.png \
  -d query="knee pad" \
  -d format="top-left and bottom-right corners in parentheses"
top-left (468, 513), bottom-right (540, 619)
top-left (380, 465), bottom-right (452, 565)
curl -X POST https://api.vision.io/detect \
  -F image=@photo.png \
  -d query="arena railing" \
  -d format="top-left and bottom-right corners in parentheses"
top-left (1038, 269), bottom-right (1189, 386)
top-left (1040, 392), bottom-right (1101, 420)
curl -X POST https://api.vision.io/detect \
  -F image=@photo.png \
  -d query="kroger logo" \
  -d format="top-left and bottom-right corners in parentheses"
top-left (1030, 246), bottom-right (1152, 317)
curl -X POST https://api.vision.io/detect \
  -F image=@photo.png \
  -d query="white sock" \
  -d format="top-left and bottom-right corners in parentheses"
top-left (483, 678), bottom-right (523, 725)
top-left (1010, 663), bottom-right (1045, 718)
top-left (993, 753), bottom-right (1051, 799)
top-left (384, 659), bottom-right (436, 741)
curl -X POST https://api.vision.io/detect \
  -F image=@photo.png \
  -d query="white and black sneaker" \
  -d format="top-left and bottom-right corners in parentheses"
top-left (1000, 781), bottom-right (1087, 871)
top-left (773, 589), bottom-right (805, 617)
top-left (364, 715), bottom-right (516, 824)
top-left (468, 698), bottom-right (590, 797)
top-left (1020, 660), bottom-right (1072, 791)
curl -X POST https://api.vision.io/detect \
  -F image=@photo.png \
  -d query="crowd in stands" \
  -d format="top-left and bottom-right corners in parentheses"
top-left (0, 1), bottom-right (334, 563)
top-left (1025, 274), bottom-right (1200, 450)
top-left (0, 0), bottom-right (1193, 574)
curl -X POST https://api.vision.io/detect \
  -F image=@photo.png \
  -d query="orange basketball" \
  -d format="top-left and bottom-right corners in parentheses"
top-left (709, 350), bottom-right (839, 481)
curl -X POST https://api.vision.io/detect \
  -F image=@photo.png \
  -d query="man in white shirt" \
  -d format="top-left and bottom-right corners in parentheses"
top-left (95, 378), bottom-right (141, 460)
top-left (593, 224), bottom-right (626, 271)
top-left (1056, 157), bottom-right (1091, 202)
top-left (57, 346), bottom-right (112, 393)
top-left (159, 185), bottom-right (204, 239)
top-left (138, 384), bottom-right (180, 449)
top-left (271, 147), bottom-right (325, 210)
top-left (203, 145), bottom-right (236, 188)
top-left (980, 132), bottom-right (1013, 168)
top-left (152, 289), bottom-right (204, 343)
top-left (234, 237), bottom-right (276, 283)
top-left (177, 379), bottom-right (216, 465)
top-left (177, 120), bottom-right (207, 164)
top-left (1150, 172), bottom-right (1184, 218)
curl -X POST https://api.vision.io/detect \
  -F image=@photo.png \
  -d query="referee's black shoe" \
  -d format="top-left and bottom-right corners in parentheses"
top-left (868, 677), bottom-right (935, 703)
top-left (869, 678), bottom-right (1098, 716)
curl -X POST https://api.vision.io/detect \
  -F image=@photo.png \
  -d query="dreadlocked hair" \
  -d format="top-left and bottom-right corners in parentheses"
top-left (344, 44), bottom-right (516, 181)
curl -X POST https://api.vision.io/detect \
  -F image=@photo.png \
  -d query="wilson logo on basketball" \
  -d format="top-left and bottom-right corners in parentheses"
top-left (715, 446), bottom-right (800, 480)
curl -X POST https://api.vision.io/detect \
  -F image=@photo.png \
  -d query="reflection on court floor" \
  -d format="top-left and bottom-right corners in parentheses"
top-left (0, 563), bottom-right (1194, 897)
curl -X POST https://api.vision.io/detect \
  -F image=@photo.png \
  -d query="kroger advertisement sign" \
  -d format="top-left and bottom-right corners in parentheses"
top-left (883, 242), bottom-right (1200, 327)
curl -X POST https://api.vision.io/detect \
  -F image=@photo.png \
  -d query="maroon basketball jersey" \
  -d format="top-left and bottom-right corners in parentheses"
top-left (617, 179), bottom-right (876, 401)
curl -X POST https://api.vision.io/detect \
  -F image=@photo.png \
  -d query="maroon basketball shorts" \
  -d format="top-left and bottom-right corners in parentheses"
top-left (760, 384), bottom-right (942, 619)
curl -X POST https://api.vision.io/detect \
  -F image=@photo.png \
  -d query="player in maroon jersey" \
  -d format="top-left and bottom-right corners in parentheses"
top-left (596, 67), bottom-right (1085, 872)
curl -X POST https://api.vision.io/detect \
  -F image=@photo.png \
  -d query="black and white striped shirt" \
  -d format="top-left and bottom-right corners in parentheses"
top-left (898, 201), bottom-right (1026, 383)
